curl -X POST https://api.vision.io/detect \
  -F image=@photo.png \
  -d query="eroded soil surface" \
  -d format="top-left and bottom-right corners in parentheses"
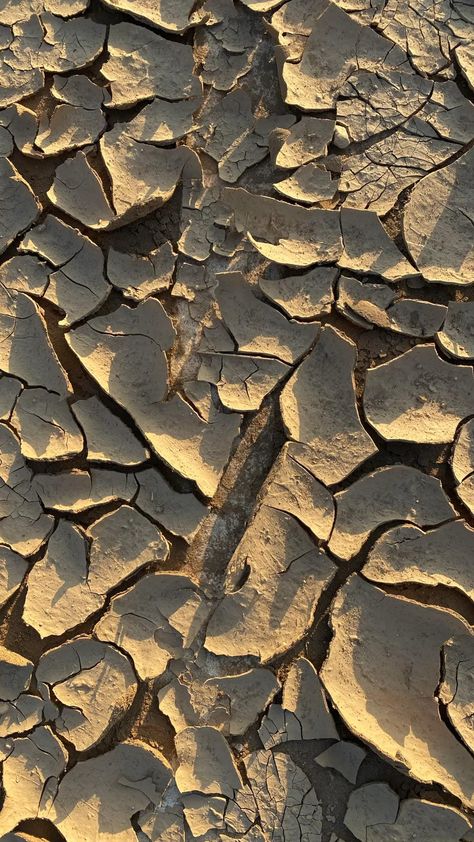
top-left (0, 0), bottom-right (473, 840)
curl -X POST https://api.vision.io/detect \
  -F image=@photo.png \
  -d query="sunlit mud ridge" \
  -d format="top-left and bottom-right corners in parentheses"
top-left (0, 0), bottom-right (473, 840)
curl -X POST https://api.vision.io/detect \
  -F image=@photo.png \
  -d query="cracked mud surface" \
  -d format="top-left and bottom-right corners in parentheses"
top-left (0, 0), bottom-right (473, 840)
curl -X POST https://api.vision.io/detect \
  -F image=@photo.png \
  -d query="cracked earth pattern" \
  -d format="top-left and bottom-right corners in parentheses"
top-left (0, 0), bottom-right (473, 840)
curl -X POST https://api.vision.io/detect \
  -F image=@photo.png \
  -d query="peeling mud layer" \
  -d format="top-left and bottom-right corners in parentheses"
top-left (0, 0), bottom-right (473, 841)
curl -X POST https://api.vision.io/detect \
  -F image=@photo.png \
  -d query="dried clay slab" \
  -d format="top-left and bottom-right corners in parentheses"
top-left (280, 325), bottom-right (377, 485)
top-left (437, 301), bottom-right (474, 360)
top-left (364, 344), bottom-right (474, 444)
top-left (452, 418), bottom-right (474, 516)
top-left (321, 575), bottom-right (474, 808)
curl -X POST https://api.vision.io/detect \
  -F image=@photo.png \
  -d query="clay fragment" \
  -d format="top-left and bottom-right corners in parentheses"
top-left (107, 242), bottom-right (176, 301)
top-left (36, 637), bottom-right (137, 751)
top-left (32, 468), bottom-right (137, 513)
top-left (175, 726), bottom-right (243, 798)
top-left (223, 187), bottom-right (342, 266)
top-left (20, 214), bottom-right (111, 326)
top-left (0, 547), bottom-right (28, 610)
top-left (35, 101), bottom-right (106, 155)
top-left (343, 782), bottom-right (400, 841)
top-left (280, 325), bottom-right (377, 484)
top-left (437, 301), bottom-right (474, 360)
top-left (71, 396), bottom-right (149, 467)
top-left (11, 387), bottom-right (83, 461)
top-left (329, 465), bottom-right (455, 560)
top-left (321, 575), bottom-right (474, 807)
top-left (273, 117), bottom-right (335, 169)
top-left (439, 635), bottom-right (474, 754)
top-left (337, 276), bottom-right (446, 337)
top-left (205, 505), bottom-right (335, 662)
top-left (259, 656), bottom-right (338, 747)
top-left (102, 22), bottom-right (200, 108)
top-left (403, 147), bottom-right (474, 285)
top-left (0, 726), bottom-right (67, 834)
top-left (339, 207), bottom-right (418, 281)
top-left (135, 467), bottom-right (207, 542)
top-left (315, 741), bottom-right (366, 783)
top-left (245, 750), bottom-right (323, 842)
top-left (0, 424), bottom-right (53, 555)
top-left (198, 353), bottom-right (290, 412)
top-left (260, 266), bottom-right (337, 320)
top-left (364, 345), bottom-right (474, 443)
top-left (0, 159), bottom-right (40, 254)
top-left (215, 271), bottom-right (318, 364)
top-left (95, 572), bottom-right (210, 679)
top-left (364, 520), bottom-right (474, 602)
top-left (50, 740), bottom-right (172, 842)
top-left (274, 164), bottom-right (339, 204)
top-left (99, 0), bottom-right (202, 32)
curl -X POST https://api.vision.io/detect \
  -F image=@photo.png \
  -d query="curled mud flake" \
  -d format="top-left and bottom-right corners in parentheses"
top-left (51, 73), bottom-right (109, 109)
top-left (223, 187), bottom-right (342, 267)
top-left (198, 353), bottom-right (290, 412)
top-left (343, 782), bottom-right (400, 842)
top-left (32, 468), bottom-right (138, 513)
top-left (274, 163), bottom-right (339, 205)
top-left (0, 374), bottom-right (22, 419)
top-left (99, 0), bottom-right (202, 32)
top-left (0, 546), bottom-right (28, 610)
top-left (321, 575), bottom-right (474, 807)
top-left (137, 798), bottom-right (185, 842)
top-left (50, 740), bottom-right (172, 842)
top-left (215, 271), bottom-right (319, 364)
top-left (11, 387), bottom-right (83, 461)
top-left (33, 12), bottom-right (106, 73)
top-left (23, 520), bottom-right (103, 638)
top-left (195, 88), bottom-right (295, 183)
top-left (205, 505), bottom-right (335, 662)
top-left (66, 297), bottom-right (175, 421)
top-left (0, 104), bottom-right (39, 156)
top-left (35, 102), bottom-right (106, 156)
top-left (194, 0), bottom-right (257, 92)
top-left (245, 749), bottom-right (323, 842)
top-left (280, 325), bottom-right (377, 485)
top-left (0, 288), bottom-right (70, 396)
top-left (102, 22), bottom-right (200, 109)
top-left (0, 725), bottom-right (67, 835)
top-left (47, 151), bottom-right (115, 230)
top-left (100, 128), bottom-right (201, 227)
top-left (315, 741), bottom-right (366, 783)
top-left (0, 158), bottom-right (40, 253)
top-left (36, 637), bottom-right (137, 752)
top-left (276, 0), bottom-right (409, 112)
top-left (329, 465), bottom-right (455, 561)
top-left (259, 655), bottom-right (338, 748)
top-left (19, 214), bottom-right (111, 326)
top-left (439, 635), bottom-right (474, 755)
top-left (126, 95), bottom-right (202, 145)
top-left (107, 241), bottom-right (176, 302)
top-left (272, 116), bottom-right (335, 169)
top-left (135, 467), bottom-right (207, 543)
top-left (71, 396), bottom-right (149, 467)
top-left (403, 147), bottom-right (474, 285)
top-left (437, 301), bottom-right (474, 360)
top-left (363, 344), bottom-right (474, 444)
top-left (364, 520), bottom-right (474, 602)
top-left (339, 207), bottom-right (417, 281)
top-left (0, 646), bottom-right (33, 701)
top-left (0, 423), bottom-right (53, 555)
top-left (95, 572), bottom-right (211, 679)
top-left (260, 266), bottom-right (337, 321)
top-left (456, 41), bottom-right (474, 90)
top-left (337, 276), bottom-right (447, 337)
top-left (159, 664), bottom-right (280, 737)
